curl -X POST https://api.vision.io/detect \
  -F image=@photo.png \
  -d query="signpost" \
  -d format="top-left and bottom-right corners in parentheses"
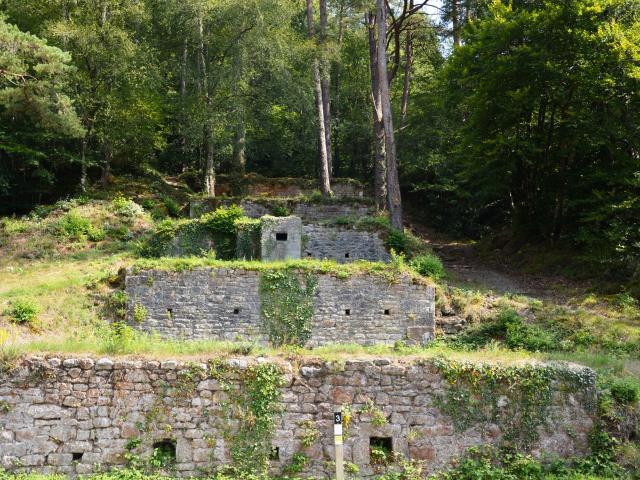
top-left (334, 411), bottom-right (344, 480)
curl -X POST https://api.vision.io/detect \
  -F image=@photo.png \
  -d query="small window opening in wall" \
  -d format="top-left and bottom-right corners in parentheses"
top-left (370, 437), bottom-right (393, 464)
top-left (233, 308), bottom-right (240, 314)
top-left (276, 232), bottom-right (288, 241)
top-left (72, 452), bottom-right (83, 462)
top-left (167, 308), bottom-right (173, 319)
top-left (345, 309), bottom-right (351, 316)
top-left (152, 439), bottom-right (176, 466)
top-left (345, 252), bottom-right (350, 258)
top-left (384, 309), bottom-right (391, 315)
top-left (269, 446), bottom-right (280, 461)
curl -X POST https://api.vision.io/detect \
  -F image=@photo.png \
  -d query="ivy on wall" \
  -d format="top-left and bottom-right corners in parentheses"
top-left (209, 360), bottom-right (284, 476)
top-left (235, 217), bottom-right (261, 260)
top-left (433, 358), bottom-right (596, 449)
top-left (259, 268), bottom-right (318, 347)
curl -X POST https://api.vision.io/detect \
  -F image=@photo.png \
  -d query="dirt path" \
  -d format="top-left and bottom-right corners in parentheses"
top-left (407, 221), bottom-right (577, 303)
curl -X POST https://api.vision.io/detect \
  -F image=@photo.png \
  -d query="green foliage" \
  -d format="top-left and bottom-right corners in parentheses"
top-left (5, 299), bottom-right (38, 325)
top-left (200, 206), bottom-right (244, 235)
top-left (608, 378), bottom-right (640, 406)
top-left (112, 195), bottom-right (145, 220)
top-left (55, 211), bottom-right (93, 241)
top-left (386, 228), bottom-right (408, 255)
top-left (271, 204), bottom-right (290, 217)
top-left (133, 304), bottom-right (148, 324)
top-left (101, 321), bottom-right (137, 354)
top-left (409, 253), bottom-right (445, 280)
top-left (161, 196), bottom-right (181, 218)
top-left (235, 217), bottom-right (261, 260)
top-left (433, 446), bottom-right (627, 480)
top-left (259, 269), bottom-right (317, 347)
top-left (433, 358), bottom-right (595, 449)
top-left (211, 361), bottom-right (284, 477)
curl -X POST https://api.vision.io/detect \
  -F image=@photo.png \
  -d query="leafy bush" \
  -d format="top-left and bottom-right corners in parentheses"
top-left (271, 204), bottom-right (290, 217)
top-left (56, 211), bottom-right (92, 240)
top-left (386, 228), bottom-right (408, 254)
top-left (87, 225), bottom-right (106, 242)
top-left (6, 299), bottom-right (39, 325)
top-left (410, 253), bottom-right (445, 279)
top-left (162, 196), bottom-right (181, 217)
top-left (200, 205), bottom-right (244, 234)
top-left (609, 378), bottom-right (639, 405)
top-left (112, 194), bottom-right (145, 219)
top-left (1, 217), bottom-right (29, 235)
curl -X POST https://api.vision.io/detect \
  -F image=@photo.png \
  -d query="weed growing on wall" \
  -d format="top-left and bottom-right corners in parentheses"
top-left (259, 269), bottom-right (318, 347)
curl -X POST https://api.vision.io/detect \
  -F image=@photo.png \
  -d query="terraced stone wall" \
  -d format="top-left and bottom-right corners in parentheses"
top-left (0, 356), bottom-right (596, 478)
top-left (124, 268), bottom-right (435, 346)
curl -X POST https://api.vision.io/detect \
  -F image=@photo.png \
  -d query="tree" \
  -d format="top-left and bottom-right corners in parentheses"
top-left (0, 14), bottom-right (83, 208)
top-left (377, 0), bottom-right (402, 229)
top-left (307, 0), bottom-right (332, 197)
top-left (445, 0), bottom-right (640, 271)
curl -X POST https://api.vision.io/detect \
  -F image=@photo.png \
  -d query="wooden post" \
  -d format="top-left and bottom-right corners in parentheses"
top-left (334, 411), bottom-right (344, 480)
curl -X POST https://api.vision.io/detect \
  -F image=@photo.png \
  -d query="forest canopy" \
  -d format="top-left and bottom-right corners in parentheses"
top-left (0, 0), bottom-right (638, 286)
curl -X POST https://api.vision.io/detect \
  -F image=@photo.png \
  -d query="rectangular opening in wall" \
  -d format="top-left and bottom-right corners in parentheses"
top-left (152, 439), bottom-right (176, 466)
top-left (276, 232), bottom-right (288, 241)
top-left (370, 437), bottom-right (393, 464)
top-left (233, 308), bottom-right (240, 314)
top-left (167, 308), bottom-right (173, 319)
top-left (72, 452), bottom-right (83, 462)
top-left (269, 446), bottom-right (280, 461)
top-left (384, 309), bottom-right (390, 315)
top-left (345, 309), bottom-right (351, 316)
top-left (345, 252), bottom-right (350, 258)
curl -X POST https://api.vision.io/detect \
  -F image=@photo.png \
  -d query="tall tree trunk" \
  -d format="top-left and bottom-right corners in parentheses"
top-left (377, 0), bottom-right (402, 229)
top-left (198, 13), bottom-right (215, 196)
top-left (366, 11), bottom-right (387, 211)
top-left (100, 139), bottom-right (112, 186)
top-left (204, 122), bottom-right (215, 196)
top-left (333, 2), bottom-right (345, 177)
top-left (179, 37), bottom-right (188, 172)
top-left (231, 49), bottom-right (246, 181)
top-left (80, 136), bottom-right (88, 192)
top-left (400, 25), bottom-right (413, 126)
top-left (451, 0), bottom-right (461, 48)
top-left (307, 0), bottom-right (331, 197)
top-left (319, 0), bottom-right (332, 179)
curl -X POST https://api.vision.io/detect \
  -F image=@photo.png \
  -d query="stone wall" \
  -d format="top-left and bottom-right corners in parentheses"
top-left (125, 268), bottom-right (435, 346)
top-left (190, 198), bottom-right (375, 222)
top-left (303, 224), bottom-right (390, 263)
top-left (0, 356), bottom-right (597, 478)
top-left (213, 175), bottom-right (366, 198)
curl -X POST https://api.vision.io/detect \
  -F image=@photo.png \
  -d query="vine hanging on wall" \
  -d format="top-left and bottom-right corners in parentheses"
top-left (259, 268), bottom-right (318, 347)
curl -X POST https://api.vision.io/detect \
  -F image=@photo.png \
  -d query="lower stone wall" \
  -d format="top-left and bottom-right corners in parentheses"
top-left (190, 198), bottom-right (375, 222)
top-left (303, 224), bottom-right (390, 263)
top-left (125, 268), bottom-right (435, 346)
top-left (0, 356), bottom-right (597, 478)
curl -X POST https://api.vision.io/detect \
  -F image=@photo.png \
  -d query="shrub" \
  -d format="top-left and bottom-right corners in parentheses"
top-left (162, 196), bottom-right (181, 217)
top-left (271, 204), bottom-right (290, 217)
top-left (56, 211), bottom-right (92, 240)
top-left (112, 194), bottom-right (145, 219)
top-left (200, 205), bottom-right (244, 235)
top-left (1, 217), bottom-right (29, 235)
top-left (87, 225), bottom-right (106, 242)
top-left (6, 299), bottom-right (39, 325)
top-left (409, 253), bottom-right (445, 279)
top-left (610, 378), bottom-right (640, 405)
top-left (386, 228), bottom-right (408, 254)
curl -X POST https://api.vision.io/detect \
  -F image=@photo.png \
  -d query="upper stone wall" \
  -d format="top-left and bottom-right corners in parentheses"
top-left (0, 356), bottom-right (597, 478)
top-left (125, 268), bottom-right (435, 346)
top-left (303, 224), bottom-right (390, 263)
top-left (212, 175), bottom-right (367, 198)
top-left (190, 198), bottom-right (375, 222)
